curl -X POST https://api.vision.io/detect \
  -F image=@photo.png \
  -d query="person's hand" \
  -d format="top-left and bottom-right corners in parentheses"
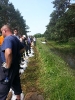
top-left (2, 62), bottom-right (9, 69)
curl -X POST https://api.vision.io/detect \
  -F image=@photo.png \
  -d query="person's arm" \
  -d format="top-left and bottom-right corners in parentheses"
top-left (5, 48), bottom-right (12, 69)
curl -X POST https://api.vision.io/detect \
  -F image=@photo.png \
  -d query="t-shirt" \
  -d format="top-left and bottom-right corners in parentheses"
top-left (14, 34), bottom-right (19, 40)
top-left (22, 38), bottom-right (27, 46)
top-left (27, 37), bottom-right (31, 44)
top-left (1, 35), bottom-right (24, 65)
top-left (0, 36), bottom-right (4, 46)
top-left (33, 37), bottom-right (36, 41)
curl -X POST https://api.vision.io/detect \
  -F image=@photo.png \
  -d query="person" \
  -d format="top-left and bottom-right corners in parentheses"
top-left (19, 35), bottom-right (23, 43)
top-left (14, 28), bottom-right (19, 39)
top-left (19, 35), bottom-right (26, 61)
top-left (0, 34), bottom-right (4, 63)
top-left (33, 36), bottom-right (36, 46)
top-left (0, 35), bottom-right (4, 46)
top-left (21, 36), bottom-right (29, 56)
top-left (23, 36), bottom-right (29, 56)
top-left (27, 36), bottom-right (31, 54)
top-left (0, 24), bottom-right (24, 100)
top-left (30, 36), bottom-right (33, 43)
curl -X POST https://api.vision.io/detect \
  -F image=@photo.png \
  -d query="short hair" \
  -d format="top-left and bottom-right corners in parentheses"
top-left (6, 24), bottom-right (12, 31)
top-left (14, 28), bottom-right (18, 31)
top-left (1, 24), bottom-right (12, 32)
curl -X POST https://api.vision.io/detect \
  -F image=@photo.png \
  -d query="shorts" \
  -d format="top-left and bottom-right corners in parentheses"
top-left (0, 81), bottom-right (10, 100)
top-left (11, 72), bottom-right (22, 95)
top-left (0, 66), bottom-right (22, 100)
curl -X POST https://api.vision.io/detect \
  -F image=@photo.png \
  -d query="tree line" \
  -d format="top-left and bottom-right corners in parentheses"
top-left (44, 0), bottom-right (75, 42)
top-left (34, 33), bottom-right (44, 38)
top-left (0, 0), bottom-right (28, 35)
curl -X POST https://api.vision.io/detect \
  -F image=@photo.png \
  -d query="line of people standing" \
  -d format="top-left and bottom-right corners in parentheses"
top-left (13, 28), bottom-right (36, 56)
top-left (13, 28), bottom-right (32, 58)
top-left (19, 35), bottom-right (35, 57)
top-left (0, 24), bottom-right (36, 100)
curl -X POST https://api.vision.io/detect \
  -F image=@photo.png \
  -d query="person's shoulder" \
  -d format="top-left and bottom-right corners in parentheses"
top-left (4, 35), bottom-right (17, 43)
top-left (4, 35), bottom-right (12, 40)
top-left (13, 34), bottom-right (20, 40)
top-left (5, 35), bottom-right (20, 43)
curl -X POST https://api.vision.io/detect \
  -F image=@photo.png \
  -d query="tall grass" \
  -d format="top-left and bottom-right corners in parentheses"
top-left (36, 38), bottom-right (75, 100)
top-left (47, 40), bottom-right (75, 55)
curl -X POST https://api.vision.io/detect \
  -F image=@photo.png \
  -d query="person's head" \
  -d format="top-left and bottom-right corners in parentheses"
top-left (1, 24), bottom-right (12, 37)
top-left (22, 35), bottom-right (26, 39)
top-left (14, 28), bottom-right (18, 35)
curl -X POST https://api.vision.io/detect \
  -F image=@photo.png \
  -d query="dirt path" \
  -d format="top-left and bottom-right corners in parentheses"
top-left (21, 47), bottom-right (44, 96)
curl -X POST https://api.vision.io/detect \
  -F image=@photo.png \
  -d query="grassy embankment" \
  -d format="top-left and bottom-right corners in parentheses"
top-left (20, 38), bottom-right (75, 100)
top-left (47, 40), bottom-right (75, 55)
top-left (36, 38), bottom-right (75, 100)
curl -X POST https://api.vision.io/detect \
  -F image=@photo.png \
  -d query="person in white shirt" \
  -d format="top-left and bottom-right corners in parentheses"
top-left (33, 37), bottom-right (36, 46)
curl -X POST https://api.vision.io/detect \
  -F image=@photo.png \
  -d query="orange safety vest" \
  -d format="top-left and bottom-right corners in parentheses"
top-left (0, 36), bottom-right (4, 46)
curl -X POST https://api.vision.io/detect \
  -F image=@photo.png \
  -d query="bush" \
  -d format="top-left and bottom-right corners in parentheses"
top-left (69, 37), bottom-right (75, 44)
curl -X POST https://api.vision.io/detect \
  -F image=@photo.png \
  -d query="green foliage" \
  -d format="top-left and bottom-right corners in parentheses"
top-left (0, 6), bottom-right (2, 10)
top-left (45, 0), bottom-right (75, 41)
top-left (37, 38), bottom-right (75, 100)
top-left (0, 0), bottom-right (28, 35)
top-left (69, 37), bottom-right (75, 44)
top-left (34, 33), bottom-right (44, 38)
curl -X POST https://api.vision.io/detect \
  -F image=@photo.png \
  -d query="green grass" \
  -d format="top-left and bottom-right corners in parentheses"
top-left (36, 38), bottom-right (75, 100)
top-left (47, 40), bottom-right (75, 55)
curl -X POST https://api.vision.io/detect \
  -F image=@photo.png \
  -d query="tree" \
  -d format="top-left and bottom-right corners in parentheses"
top-left (44, 0), bottom-right (75, 41)
top-left (0, 0), bottom-right (28, 35)
top-left (34, 33), bottom-right (44, 38)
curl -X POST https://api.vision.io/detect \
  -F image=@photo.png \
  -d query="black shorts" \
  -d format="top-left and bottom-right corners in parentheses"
top-left (0, 66), bottom-right (22, 100)
top-left (11, 73), bottom-right (22, 95)
top-left (0, 82), bottom-right (10, 100)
